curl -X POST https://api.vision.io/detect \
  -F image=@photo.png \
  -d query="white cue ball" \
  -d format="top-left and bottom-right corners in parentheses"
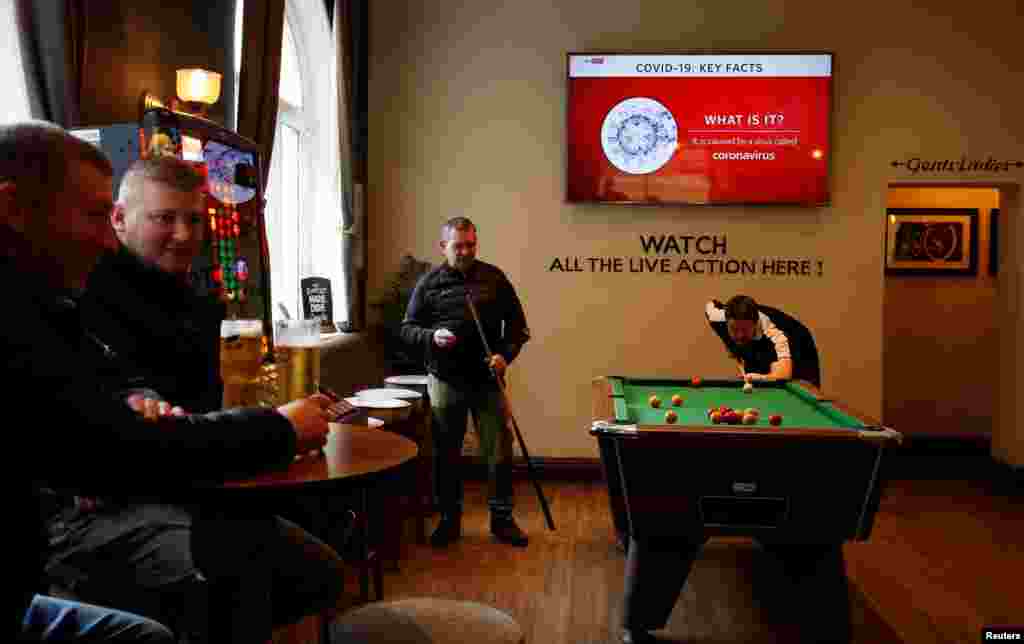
top-left (743, 383), bottom-right (753, 393)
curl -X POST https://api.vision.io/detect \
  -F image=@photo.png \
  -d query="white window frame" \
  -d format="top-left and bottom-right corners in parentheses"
top-left (266, 111), bottom-right (304, 319)
top-left (0, 1), bottom-right (31, 123)
top-left (237, 0), bottom-right (344, 326)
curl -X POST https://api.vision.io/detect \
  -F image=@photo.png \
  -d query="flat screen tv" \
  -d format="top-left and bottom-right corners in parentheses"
top-left (566, 52), bottom-right (833, 206)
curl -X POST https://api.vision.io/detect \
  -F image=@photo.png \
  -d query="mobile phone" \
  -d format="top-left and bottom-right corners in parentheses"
top-left (318, 386), bottom-right (363, 422)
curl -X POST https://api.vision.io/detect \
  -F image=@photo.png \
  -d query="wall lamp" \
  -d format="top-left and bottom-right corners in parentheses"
top-left (139, 68), bottom-right (223, 120)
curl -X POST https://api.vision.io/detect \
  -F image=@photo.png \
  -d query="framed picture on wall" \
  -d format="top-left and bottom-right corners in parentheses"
top-left (884, 208), bottom-right (978, 275)
top-left (989, 208), bottom-right (999, 276)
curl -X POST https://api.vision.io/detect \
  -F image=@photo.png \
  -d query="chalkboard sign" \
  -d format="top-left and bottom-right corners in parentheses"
top-left (301, 277), bottom-right (334, 332)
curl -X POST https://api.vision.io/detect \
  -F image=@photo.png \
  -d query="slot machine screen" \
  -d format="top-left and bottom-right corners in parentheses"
top-left (140, 108), bottom-right (271, 330)
top-left (182, 134), bottom-right (203, 162)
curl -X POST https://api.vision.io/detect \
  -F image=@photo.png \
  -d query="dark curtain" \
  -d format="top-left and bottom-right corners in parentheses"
top-left (223, 0), bottom-right (239, 132)
top-left (15, 0), bottom-right (87, 126)
top-left (236, 0), bottom-right (284, 186)
top-left (334, 0), bottom-right (366, 331)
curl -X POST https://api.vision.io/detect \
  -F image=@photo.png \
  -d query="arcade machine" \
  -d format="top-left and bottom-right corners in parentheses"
top-left (74, 108), bottom-right (275, 352)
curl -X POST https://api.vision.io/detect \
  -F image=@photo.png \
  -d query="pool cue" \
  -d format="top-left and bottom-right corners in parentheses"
top-left (465, 292), bottom-right (555, 531)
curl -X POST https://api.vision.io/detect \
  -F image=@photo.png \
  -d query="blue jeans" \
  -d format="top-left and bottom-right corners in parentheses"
top-left (22, 595), bottom-right (173, 642)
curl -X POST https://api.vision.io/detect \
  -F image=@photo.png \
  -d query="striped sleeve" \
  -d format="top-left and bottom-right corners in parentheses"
top-left (705, 300), bottom-right (735, 355)
top-left (705, 300), bottom-right (726, 322)
top-left (759, 313), bottom-right (791, 360)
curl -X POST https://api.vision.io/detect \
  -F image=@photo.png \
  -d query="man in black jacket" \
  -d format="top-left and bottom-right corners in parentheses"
top-left (42, 157), bottom-right (347, 642)
top-left (3, 121), bottom-right (333, 642)
top-left (400, 217), bottom-right (531, 547)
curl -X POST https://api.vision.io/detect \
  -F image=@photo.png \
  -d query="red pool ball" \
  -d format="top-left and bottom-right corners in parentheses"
top-left (671, 394), bottom-right (684, 406)
top-left (691, 377), bottom-right (702, 386)
top-left (769, 414), bottom-right (783, 426)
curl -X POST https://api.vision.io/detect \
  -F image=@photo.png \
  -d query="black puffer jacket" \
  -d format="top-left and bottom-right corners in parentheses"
top-left (79, 246), bottom-right (226, 414)
top-left (400, 260), bottom-right (529, 387)
top-left (6, 241), bottom-right (295, 639)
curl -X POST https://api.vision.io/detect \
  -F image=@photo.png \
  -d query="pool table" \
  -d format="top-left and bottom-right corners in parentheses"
top-left (590, 376), bottom-right (902, 542)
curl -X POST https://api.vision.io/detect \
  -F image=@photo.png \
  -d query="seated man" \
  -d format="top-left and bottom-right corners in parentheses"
top-left (42, 156), bottom-right (345, 642)
top-left (705, 295), bottom-right (821, 387)
top-left (3, 121), bottom-right (334, 641)
top-left (619, 297), bottom-right (845, 644)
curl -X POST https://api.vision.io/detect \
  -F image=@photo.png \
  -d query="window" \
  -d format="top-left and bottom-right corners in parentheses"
top-left (235, 0), bottom-right (343, 325)
top-left (0, 1), bottom-right (31, 123)
top-left (267, 120), bottom-right (301, 321)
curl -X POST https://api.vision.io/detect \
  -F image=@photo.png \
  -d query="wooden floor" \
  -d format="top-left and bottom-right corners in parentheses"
top-left (275, 476), bottom-right (1022, 644)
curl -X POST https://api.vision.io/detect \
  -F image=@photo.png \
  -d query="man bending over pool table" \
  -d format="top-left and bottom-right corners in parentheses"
top-left (618, 298), bottom-right (845, 644)
top-left (705, 295), bottom-right (821, 388)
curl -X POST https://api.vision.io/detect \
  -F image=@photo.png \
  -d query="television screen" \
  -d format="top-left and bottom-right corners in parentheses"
top-left (566, 52), bottom-right (833, 206)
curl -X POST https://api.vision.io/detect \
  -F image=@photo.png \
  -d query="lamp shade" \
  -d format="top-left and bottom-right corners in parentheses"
top-left (176, 69), bottom-right (222, 105)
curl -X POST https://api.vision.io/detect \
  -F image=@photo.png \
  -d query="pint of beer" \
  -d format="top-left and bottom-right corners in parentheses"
top-left (274, 319), bottom-right (321, 405)
top-left (220, 319), bottom-right (265, 408)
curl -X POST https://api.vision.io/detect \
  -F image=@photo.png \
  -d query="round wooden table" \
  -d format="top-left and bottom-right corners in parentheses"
top-left (223, 424), bottom-right (418, 490)
top-left (223, 425), bottom-right (418, 604)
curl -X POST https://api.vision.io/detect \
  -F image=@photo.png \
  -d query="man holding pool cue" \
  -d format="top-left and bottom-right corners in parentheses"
top-left (399, 216), bottom-right (533, 547)
top-left (464, 290), bottom-right (555, 532)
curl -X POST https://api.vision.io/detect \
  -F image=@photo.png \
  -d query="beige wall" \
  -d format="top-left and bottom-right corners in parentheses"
top-left (883, 187), bottom-right (999, 436)
top-left (369, 0), bottom-right (1024, 459)
top-left (79, 1), bottom-right (233, 126)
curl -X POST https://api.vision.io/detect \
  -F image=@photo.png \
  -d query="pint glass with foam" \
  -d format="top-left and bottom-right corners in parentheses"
top-left (220, 319), bottom-right (265, 408)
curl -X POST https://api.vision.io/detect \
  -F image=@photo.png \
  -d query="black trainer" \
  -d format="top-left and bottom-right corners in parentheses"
top-left (615, 533), bottom-right (629, 555)
top-left (622, 629), bottom-right (659, 644)
top-left (490, 516), bottom-right (528, 547)
top-left (429, 514), bottom-right (461, 548)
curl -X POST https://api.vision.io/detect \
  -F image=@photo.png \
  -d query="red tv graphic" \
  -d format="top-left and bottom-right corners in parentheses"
top-left (567, 73), bottom-right (831, 205)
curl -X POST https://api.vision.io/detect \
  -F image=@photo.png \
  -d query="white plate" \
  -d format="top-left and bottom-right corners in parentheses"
top-left (356, 387), bottom-right (422, 400)
top-left (345, 397), bottom-right (411, 409)
top-left (329, 417), bottom-right (385, 429)
top-left (384, 375), bottom-right (430, 386)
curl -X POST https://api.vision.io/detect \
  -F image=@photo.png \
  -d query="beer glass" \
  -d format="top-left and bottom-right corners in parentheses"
top-left (220, 319), bottom-right (265, 408)
top-left (274, 319), bottom-right (321, 405)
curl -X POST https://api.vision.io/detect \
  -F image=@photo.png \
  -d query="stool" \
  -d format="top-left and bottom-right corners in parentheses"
top-left (361, 413), bottom-right (422, 572)
top-left (384, 375), bottom-right (436, 540)
top-left (330, 598), bottom-right (525, 644)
